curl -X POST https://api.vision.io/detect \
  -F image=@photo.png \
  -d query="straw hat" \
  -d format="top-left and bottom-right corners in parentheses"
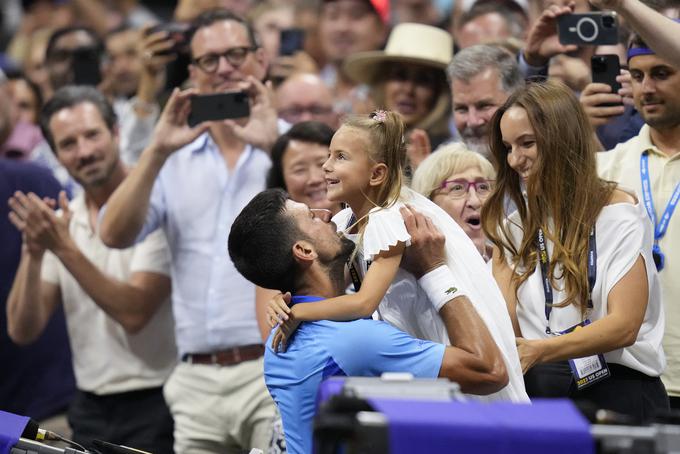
top-left (343, 23), bottom-right (453, 86)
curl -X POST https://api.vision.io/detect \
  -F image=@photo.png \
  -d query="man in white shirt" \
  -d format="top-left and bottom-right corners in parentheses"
top-left (6, 86), bottom-right (176, 452)
top-left (597, 30), bottom-right (680, 409)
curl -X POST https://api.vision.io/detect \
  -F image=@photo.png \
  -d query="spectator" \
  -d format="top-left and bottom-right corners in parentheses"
top-left (344, 23), bottom-right (453, 148)
top-left (483, 80), bottom-right (668, 421)
top-left (6, 86), bottom-right (176, 452)
top-left (411, 142), bottom-right (495, 260)
top-left (597, 30), bottom-right (680, 409)
top-left (249, 1), bottom-right (295, 63)
top-left (0, 69), bottom-right (43, 160)
top-left (454, 1), bottom-right (527, 50)
top-left (99, 10), bottom-right (279, 453)
top-left (276, 73), bottom-right (339, 128)
top-left (318, 0), bottom-right (388, 115)
top-left (448, 44), bottom-right (524, 157)
top-left (102, 25), bottom-right (143, 100)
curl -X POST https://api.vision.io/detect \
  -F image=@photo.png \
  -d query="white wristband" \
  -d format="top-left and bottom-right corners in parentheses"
top-left (418, 265), bottom-right (467, 312)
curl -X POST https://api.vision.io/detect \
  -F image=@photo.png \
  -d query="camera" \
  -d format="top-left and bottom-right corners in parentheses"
top-left (146, 22), bottom-right (192, 55)
top-left (557, 12), bottom-right (619, 45)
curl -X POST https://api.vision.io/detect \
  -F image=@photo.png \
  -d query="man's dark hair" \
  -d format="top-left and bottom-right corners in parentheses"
top-left (45, 26), bottom-right (103, 61)
top-left (188, 9), bottom-right (260, 51)
top-left (458, 0), bottom-right (527, 38)
top-left (39, 86), bottom-right (117, 152)
top-left (228, 189), bottom-right (303, 293)
top-left (267, 121), bottom-right (335, 190)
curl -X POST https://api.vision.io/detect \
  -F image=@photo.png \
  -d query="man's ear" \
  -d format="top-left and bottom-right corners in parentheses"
top-left (368, 162), bottom-right (388, 187)
top-left (292, 240), bottom-right (317, 266)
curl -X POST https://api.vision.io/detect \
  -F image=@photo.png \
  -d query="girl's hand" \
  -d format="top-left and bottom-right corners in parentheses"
top-left (516, 337), bottom-right (547, 374)
top-left (271, 309), bottom-right (301, 353)
top-left (266, 292), bottom-right (292, 328)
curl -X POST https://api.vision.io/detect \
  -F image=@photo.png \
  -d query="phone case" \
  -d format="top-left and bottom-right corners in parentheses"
top-left (188, 92), bottom-right (250, 127)
top-left (557, 13), bottom-right (618, 45)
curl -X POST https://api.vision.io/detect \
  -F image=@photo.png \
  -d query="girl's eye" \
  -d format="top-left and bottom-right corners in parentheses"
top-left (522, 141), bottom-right (535, 149)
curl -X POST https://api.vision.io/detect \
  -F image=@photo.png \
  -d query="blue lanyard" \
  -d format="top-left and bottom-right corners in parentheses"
top-left (537, 227), bottom-right (596, 334)
top-left (640, 151), bottom-right (680, 271)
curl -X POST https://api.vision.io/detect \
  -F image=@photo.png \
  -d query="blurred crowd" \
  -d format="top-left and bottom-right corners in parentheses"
top-left (1, 0), bottom-right (679, 452)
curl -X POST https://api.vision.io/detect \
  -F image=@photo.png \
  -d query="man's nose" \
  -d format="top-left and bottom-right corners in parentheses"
top-left (467, 108), bottom-right (485, 128)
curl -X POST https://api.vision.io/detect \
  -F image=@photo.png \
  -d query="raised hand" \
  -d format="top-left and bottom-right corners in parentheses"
top-left (406, 129), bottom-right (432, 171)
top-left (579, 82), bottom-right (625, 126)
top-left (223, 76), bottom-right (279, 151)
top-left (523, 3), bottom-right (578, 67)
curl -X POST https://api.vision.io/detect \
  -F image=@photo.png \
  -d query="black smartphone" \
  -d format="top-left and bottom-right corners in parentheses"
top-left (591, 54), bottom-right (622, 106)
top-left (188, 91), bottom-right (250, 127)
top-left (146, 22), bottom-right (191, 55)
top-left (279, 28), bottom-right (305, 56)
top-left (557, 12), bottom-right (618, 45)
top-left (72, 47), bottom-right (102, 86)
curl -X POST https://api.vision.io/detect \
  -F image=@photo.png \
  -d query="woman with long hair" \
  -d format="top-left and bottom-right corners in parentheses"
top-left (482, 80), bottom-right (668, 421)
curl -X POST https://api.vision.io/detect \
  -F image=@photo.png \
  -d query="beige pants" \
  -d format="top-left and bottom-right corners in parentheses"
top-left (163, 357), bottom-right (276, 454)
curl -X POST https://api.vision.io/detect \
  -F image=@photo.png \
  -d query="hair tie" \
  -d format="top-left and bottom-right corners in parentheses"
top-left (371, 110), bottom-right (388, 123)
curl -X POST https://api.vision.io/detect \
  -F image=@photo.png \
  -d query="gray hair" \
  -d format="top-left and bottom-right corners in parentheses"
top-left (447, 44), bottom-right (523, 94)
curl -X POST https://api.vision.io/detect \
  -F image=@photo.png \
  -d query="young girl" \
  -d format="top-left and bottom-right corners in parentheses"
top-left (272, 110), bottom-right (527, 401)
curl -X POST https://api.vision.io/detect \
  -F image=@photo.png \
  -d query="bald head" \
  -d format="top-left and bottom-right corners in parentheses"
top-left (276, 73), bottom-right (339, 128)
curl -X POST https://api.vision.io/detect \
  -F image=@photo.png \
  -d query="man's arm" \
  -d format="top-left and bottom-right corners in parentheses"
top-left (100, 88), bottom-right (210, 248)
top-left (400, 206), bottom-right (508, 395)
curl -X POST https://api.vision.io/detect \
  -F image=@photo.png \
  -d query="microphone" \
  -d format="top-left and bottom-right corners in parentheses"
top-left (20, 418), bottom-right (52, 441)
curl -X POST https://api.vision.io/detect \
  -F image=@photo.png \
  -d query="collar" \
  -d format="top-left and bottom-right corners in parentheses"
top-left (635, 124), bottom-right (667, 158)
top-left (67, 192), bottom-right (92, 231)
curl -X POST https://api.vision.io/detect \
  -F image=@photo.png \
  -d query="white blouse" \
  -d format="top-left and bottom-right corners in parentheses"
top-left (503, 201), bottom-right (666, 376)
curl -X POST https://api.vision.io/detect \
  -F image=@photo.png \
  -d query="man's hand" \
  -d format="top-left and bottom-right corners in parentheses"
top-left (400, 205), bottom-right (446, 278)
top-left (406, 129), bottom-right (432, 171)
top-left (224, 76), bottom-right (279, 151)
top-left (147, 88), bottom-right (211, 158)
top-left (8, 191), bottom-right (75, 257)
top-left (579, 82), bottom-right (625, 126)
top-left (523, 3), bottom-right (578, 67)
top-left (139, 26), bottom-right (178, 78)
top-left (516, 337), bottom-right (546, 374)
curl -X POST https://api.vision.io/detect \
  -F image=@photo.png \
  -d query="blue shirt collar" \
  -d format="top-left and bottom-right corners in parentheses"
top-left (291, 295), bottom-right (325, 305)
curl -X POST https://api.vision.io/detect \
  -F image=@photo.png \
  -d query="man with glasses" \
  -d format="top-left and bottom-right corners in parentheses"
top-left (99, 9), bottom-right (279, 454)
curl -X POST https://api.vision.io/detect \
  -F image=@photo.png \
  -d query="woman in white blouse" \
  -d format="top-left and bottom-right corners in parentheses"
top-left (481, 80), bottom-right (668, 421)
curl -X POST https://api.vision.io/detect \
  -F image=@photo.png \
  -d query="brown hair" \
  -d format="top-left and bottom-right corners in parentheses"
top-left (481, 80), bottom-right (616, 314)
top-left (342, 111), bottom-right (407, 210)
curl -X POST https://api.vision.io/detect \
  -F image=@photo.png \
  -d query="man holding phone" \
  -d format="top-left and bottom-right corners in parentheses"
top-left (99, 9), bottom-right (279, 454)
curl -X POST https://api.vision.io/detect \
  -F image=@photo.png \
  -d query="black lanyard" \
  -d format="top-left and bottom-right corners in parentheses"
top-left (346, 213), bottom-right (363, 292)
top-left (537, 227), bottom-right (597, 334)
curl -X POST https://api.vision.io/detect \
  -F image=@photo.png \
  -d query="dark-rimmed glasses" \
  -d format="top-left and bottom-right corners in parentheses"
top-left (439, 179), bottom-right (494, 198)
top-left (192, 46), bottom-right (256, 73)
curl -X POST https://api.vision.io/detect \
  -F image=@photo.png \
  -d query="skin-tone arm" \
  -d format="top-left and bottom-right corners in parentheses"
top-left (7, 191), bottom-right (171, 343)
top-left (590, 0), bottom-right (680, 64)
top-left (491, 246), bottom-right (523, 337)
top-left (99, 88), bottom-right (210, 248)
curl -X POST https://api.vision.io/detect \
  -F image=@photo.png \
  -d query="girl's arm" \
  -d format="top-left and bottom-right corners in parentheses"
top-left (517, 255), bottom-right (648, 373)
top-left (293, 242), bottom-right (405, 321)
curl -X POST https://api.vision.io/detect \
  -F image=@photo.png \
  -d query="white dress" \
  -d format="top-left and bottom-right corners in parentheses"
top-left (503, 201), bottom-right (666, 376)
top-left (332, 187), bottom-right (530, 402)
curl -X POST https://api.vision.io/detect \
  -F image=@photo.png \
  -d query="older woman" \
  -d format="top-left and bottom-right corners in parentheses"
top-left (412, 142), bottom-right (495, 260)
top-left (343, 23), bottom-right (452, 148)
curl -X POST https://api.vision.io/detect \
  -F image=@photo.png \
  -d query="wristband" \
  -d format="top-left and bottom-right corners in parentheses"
top-left (418, 265), bottom-right (467, 312)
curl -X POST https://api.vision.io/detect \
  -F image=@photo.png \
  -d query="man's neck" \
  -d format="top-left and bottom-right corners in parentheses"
top-left (649, 124), bottom-right (680, 157)
top-left (210, 124), bottom-right (247, 169)
top-left (296, 262), bottom-right (346, 300)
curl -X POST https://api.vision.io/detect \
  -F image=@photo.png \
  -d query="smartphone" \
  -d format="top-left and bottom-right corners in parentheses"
top-left (591, 54), bottom-right (622, 106)
top-left (279, 28), bottom-right (305, 56)
top-left (146, 22), bottom-right (191, 55)
top-left (188, 91), bottom-right (250, 127)
top-left (72, 47), bottom-right (102, 86)
top-left (557, 12), bottom-right (618, 45)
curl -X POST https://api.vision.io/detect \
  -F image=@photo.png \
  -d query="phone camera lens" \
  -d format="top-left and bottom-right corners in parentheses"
top-left (602, 15), bottom-right (615, 28)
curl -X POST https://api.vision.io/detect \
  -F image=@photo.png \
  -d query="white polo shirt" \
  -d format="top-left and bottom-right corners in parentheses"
top-left (42, 193), bottom-right (177, 395)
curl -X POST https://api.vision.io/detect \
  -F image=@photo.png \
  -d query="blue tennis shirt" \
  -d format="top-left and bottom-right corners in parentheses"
top-left (264, 295), bottom-right (446, 454)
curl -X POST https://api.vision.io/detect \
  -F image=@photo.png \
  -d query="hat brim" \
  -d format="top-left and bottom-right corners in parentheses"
top-left (343, 52), bottom-right (449, 86)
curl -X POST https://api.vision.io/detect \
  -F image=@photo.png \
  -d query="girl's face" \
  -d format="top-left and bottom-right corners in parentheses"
top-left (383, 63), bottom-right (437, 127)
top-left (431, 166), bottom-right (491, 245)
top-left (281, 140), bottom-right (338, 212)
top-left (323, 126), bottom-right (376, 207)
top-left (500, 106), bottom-right (538, 181)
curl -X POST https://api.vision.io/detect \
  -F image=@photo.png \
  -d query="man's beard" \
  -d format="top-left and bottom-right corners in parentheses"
top-left (461, 131), bottom-right (491, 159)
top-left (638, 98), bottom-right (680, 130)
top-left (321, 236), bottom-right (357, 294)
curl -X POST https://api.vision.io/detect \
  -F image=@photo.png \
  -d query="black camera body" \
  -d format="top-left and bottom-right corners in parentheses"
top-left (147, 22), bottom-right (192, 55)
top-left (557, 12), bottom-right (619, 45)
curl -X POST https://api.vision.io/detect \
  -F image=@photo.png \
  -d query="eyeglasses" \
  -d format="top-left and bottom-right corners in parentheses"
top-left (279, 105), bottom-right (334, 120)
top-left (438, 179), bottom-right (494, 199)
top-left (192, 46), bottom-right (256, 73)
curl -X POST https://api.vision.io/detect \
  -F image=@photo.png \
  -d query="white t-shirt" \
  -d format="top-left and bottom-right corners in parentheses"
top-left (333, 187), bottom-right (529, 403)
top-left (503, 201), bottom-right (665, 376)
top-left (42, 194), bottom-right (177, 394)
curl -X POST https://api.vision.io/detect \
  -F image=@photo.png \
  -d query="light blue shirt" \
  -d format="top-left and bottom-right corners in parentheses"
top-left (264, 296), bottom-right (445, 454)
top-left (136, 133), bottom-right (271, 355)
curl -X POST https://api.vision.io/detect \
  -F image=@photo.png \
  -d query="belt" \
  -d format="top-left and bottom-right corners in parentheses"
top-left (182, 344), bottom-right (265, 366)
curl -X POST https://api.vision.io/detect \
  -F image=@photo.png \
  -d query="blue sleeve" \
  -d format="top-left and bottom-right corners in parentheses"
top-left (327, 319), bottom-right (445, 378)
